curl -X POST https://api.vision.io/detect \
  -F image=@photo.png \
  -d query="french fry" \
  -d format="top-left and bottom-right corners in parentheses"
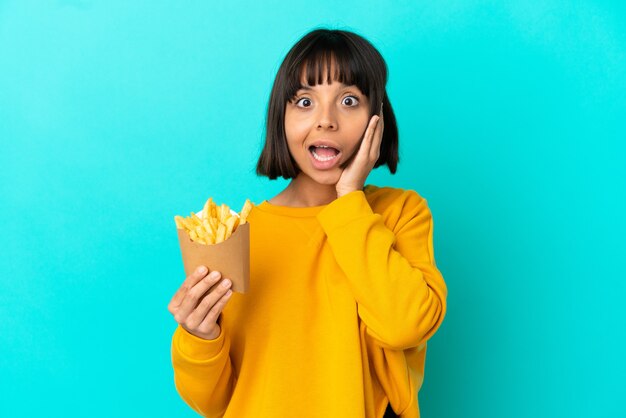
top-left (205, 229), bottom-right (216, 244)
top-left (201, 220), bottom-right (216, 244)
top-left (219, 204), bottom-right (230, 224)
top-left (180, 216), bottom-right (196, 231)
top-left (209, 217), bottom-right (218, 234)
top-left (194, 223), bottom-right (205, 238)
top-left (204, 228), bottom-right (214, 243)
top-left (202, 197), bottom-right (213, 219)
top-left (216, 223), bottom-right (226, 243)
top-left (194, 226), bottom-right (205, 242)
top-left (201, 219), bottom-right (213, 236)
top-left (240, 199), bottom-right (253, 224)
top-left (212, 201), bottom-right (218, 219)
top-left (224, 215), bottom-right (238, 240)
top-left (190, 212), bottom-right (203, 226)
top-left (174, 215), bottom-right (186, 229)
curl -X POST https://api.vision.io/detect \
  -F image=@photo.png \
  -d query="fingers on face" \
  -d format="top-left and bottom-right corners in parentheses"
top-left (364, 113), bottom-right (383, 162)
top-left (360, 115), bottom-right (379, 154)
top-left (371, 114), bottom-right (384, 160)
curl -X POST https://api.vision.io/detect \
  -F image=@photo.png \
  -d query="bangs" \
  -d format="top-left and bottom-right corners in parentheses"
top-left (285, 44), bottom-right (371, 102)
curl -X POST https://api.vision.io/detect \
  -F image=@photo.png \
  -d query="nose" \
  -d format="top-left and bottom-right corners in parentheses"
top-left (316, 103), bottom-right (338, 130)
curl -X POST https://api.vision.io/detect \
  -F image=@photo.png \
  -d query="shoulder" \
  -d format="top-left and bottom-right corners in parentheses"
top-left (363, 184), bottom-right (431, 232)
top-left (364, 184), bottom-right (427, 212)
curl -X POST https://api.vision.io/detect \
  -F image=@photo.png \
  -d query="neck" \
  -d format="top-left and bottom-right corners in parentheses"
top-left (278, 175), bottom-right (338, 207)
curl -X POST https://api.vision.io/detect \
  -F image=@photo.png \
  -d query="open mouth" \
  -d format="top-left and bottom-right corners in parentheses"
top-left (309, 145), bottom-right (340, 162)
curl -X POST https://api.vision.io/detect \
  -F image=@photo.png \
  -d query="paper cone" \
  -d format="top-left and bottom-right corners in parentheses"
top-left (177, 222), bottom-right (250, 293)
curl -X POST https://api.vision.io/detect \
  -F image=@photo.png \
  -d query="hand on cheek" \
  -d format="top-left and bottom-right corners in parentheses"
top-left (335, 105), bottom-right (384, 198)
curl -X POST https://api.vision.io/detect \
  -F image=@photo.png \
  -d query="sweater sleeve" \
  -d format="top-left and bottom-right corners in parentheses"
top-left (317, 189), bottom-right (447, 350)
top-left (170, 321), bottom-right (235, 417)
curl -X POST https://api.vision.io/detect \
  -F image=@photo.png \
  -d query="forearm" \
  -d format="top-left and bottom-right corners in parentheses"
top-left (171, 324), bottom-right (235, 416)
top-left (318, 190), bottom-right (447, 349)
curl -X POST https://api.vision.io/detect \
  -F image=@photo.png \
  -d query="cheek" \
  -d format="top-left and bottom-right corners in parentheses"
top-left (284, 116), bottom-right (311, 146)
top-left (348, 116), bottom-right (370, 143)
top-left (340, 117), bottom-right (369, 158)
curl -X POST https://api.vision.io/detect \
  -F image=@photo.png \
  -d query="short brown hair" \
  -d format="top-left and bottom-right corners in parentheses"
top-left (256, 28), bottom-right (399, 179)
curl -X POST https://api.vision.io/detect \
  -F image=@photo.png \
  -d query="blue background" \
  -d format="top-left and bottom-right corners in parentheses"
top-left (1, 1), bottom-right (624, 417)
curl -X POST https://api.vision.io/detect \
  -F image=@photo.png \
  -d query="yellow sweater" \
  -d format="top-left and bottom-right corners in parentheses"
top-left (171, 185), bottom-right (447, 418)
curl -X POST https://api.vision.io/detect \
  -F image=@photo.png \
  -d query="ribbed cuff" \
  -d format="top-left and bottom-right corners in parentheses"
top-left (317, 191), bottom-right (373, 233)
top-left (174, 323), bottom-right (226, 361)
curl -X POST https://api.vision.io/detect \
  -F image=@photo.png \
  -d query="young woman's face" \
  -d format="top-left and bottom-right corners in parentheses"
top-left (284, 75), bottom-right (371, 187)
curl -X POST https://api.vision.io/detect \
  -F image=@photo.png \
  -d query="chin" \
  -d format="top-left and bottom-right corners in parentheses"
top-left (307, 170), bottom-right (342, 186)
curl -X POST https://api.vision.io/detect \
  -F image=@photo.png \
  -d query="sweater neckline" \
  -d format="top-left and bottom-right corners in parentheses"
top-left (257, 200), bottom-right (327, 217)
top-left (256, 185), bottom-right (377, 218)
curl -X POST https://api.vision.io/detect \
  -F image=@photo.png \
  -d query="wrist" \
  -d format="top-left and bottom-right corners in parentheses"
top-left (336, 186), bottom-right (363, 198)
top-left (336, 189), bottom-right (352, 198)
top-left (182, 324), bottom-right (221, 341)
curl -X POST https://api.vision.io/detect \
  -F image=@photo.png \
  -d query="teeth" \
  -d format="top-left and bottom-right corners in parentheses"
top-left (311, 149), bottom-right (338, 162)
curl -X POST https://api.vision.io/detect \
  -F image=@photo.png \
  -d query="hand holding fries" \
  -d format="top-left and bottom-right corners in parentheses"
top-left (168, 265), bottom-right (233, 340)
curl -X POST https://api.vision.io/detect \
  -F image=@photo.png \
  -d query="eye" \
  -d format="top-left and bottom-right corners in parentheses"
top-left (295, 97), bottom-right (312, 108)
top-left (342, 95), bottom-right (359, 107)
